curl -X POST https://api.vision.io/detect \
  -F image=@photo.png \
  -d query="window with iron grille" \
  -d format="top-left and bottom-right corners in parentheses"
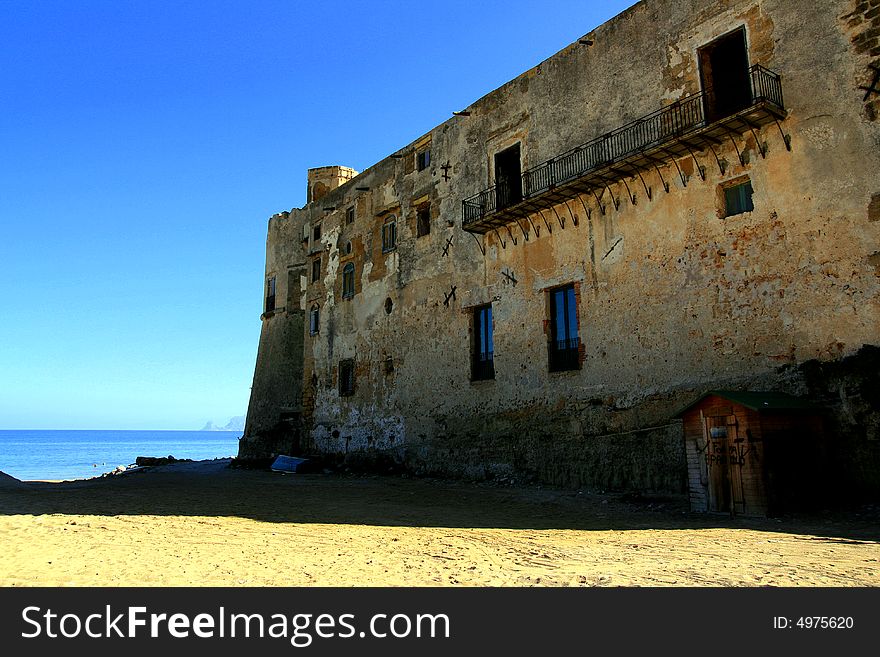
top-left (339, 359), bottom-right (355, 396)
top-left (382, 216), bottom-right (397, 252)
top-left (346, 206), bottom-right (355, 224)
top-left (417, 204), bottom-right (430, 237)
top-left (309, 304), bottom-right (320, 335)
top-left (548, 284), bottom-right (581, 372)
top-left (723, 179), bottom-right (754, 217)
top-left (471, 304), bottom-right (495, 381)
top-left (265, 276), bottom-right (276, 313)
top-left (311, 257), bottom-right (321, 283)
top-left (342, 262), bottom-right (355, 299)
top-left (416, 148), bottom-right (431, 171)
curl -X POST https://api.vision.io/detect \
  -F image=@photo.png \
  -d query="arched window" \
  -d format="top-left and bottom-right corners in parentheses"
top-left (309, 304), bottom-right (320, 335)
top-left (342, 263), bottom-right (355, 299)
top-left (312, 182), bottom-right (329, 202)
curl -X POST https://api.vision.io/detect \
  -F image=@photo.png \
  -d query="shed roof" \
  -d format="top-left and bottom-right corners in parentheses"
top-left (673, 390), bottom-right (820, 418)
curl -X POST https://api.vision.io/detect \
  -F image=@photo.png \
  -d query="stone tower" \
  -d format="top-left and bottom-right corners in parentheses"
top-left (306, 166), bottom-right (357, 204)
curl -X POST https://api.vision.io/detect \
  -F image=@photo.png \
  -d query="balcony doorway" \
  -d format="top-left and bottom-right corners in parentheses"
top-left (494, 143), bottom-right (522, 210)
top-left (698, 27), bottom-right (751, 123)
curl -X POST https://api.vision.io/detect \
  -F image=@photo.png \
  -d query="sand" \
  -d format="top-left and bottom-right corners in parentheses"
top-left (0, 460), bottom-right (878, 587)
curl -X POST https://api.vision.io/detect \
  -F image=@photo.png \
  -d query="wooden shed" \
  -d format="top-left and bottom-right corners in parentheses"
top-left (675, 391), bottom-right (825, 516)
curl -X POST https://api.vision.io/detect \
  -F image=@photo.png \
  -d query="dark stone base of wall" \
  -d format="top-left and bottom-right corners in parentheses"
top-left (237, 419), bottom-right (302, 461)
top-left (308, 404), bottom-right (690, 494)
top-left (792, 344), bottom-right (880, 502)
top-left (250, 346), bottom-right (879, 501)
top-left (401, 420), bottom-right (687, 494)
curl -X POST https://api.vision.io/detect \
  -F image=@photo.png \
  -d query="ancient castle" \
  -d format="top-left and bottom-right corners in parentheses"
top-left (241, 0), bottom-right (880, 512)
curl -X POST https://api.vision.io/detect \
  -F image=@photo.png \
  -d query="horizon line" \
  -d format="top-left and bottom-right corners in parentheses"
top-left (0, 428), bottom-right (244, 432)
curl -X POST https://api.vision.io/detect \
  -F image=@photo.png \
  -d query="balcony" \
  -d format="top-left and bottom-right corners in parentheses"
top-left (462, 65), bottom-right (785, 234)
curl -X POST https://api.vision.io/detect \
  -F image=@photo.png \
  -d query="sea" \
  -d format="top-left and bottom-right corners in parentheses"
top-left (0, 430), bottom-right (241, 482)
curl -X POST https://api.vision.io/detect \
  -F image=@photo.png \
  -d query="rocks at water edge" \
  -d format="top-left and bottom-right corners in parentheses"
top-left (134, 455), bottom-right (193, 467)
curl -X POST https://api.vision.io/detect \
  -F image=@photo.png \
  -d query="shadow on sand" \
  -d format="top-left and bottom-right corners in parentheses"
top-left (1, 460), bottom-right (878, 543)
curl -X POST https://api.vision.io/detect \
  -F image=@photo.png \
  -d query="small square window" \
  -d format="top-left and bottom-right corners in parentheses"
top-left (311, 257), bottom-right (321, 283)
top-left (417, 205), bottom-right (430, 237)
top-left (724, 180), bottom-right (754, 217)
top-left (346, 207), bottom-right (355, 224)
top-left (417, 149), bottom-right (431, 172)
top-left (339, 359), bottom-right (355, 396)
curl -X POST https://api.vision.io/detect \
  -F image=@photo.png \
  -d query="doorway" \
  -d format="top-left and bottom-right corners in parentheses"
top-left (698, 28), bottom-right (751, 122)
top-left (494, 143), bottom-right (522, 210)
top-left (704, 415), bottom-right (745, 514)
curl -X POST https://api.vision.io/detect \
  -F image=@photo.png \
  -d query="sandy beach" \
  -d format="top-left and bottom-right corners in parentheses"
top-left (1, 460), bottom-right (878, 587)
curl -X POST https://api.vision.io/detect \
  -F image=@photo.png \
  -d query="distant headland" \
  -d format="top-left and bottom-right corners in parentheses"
top-left (200, 416), bottom-right (245, 432)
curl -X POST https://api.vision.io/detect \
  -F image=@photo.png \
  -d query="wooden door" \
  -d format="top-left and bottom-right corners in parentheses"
top-left (704, 414), bottom-right (745, 514)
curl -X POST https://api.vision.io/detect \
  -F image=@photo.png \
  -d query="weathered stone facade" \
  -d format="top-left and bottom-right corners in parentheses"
top-left (242, 0), bottom-right (880, 497)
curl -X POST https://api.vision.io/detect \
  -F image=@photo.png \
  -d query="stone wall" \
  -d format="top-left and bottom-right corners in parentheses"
top-left (242, 0), bottom-right (880, 496)
top-left (793, 345), bottom-right (880, 498)
top-left (240, 211), bottom-right (307, 458)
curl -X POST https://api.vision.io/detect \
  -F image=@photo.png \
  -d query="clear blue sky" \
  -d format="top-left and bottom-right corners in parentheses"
top-left (0, 0), bottom-right (634, 430)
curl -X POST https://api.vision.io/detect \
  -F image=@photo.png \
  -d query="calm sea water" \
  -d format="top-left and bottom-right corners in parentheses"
top-left (0, 430), bottom-right (241, 481)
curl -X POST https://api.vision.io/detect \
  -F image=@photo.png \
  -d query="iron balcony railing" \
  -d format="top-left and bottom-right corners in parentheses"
top-left (463, 65), bottom-right (784, 228)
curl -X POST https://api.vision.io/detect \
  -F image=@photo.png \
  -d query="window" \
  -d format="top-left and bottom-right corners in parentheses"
top-left (346, 206), bottom-right (355, 224)
top-left (342, 262), bottom-right (355, 299)
top-left (287, 270), bottom-right (298, 308)
top-left (265, 276), bottom-right (276, 313)
top-left (311, 257), bottom-right (321, 283)
top-left (417, 148), bottom-right (431, 171)
top-left (548, 284), bottom-right (580, 372)
top-left (313, 223), bottom-right (322, 242)
top-left (417, 204), bottom-right (430, 237)
top-left (309, 304), bottom-right (320, 335)
top-left (339, 359), bottom-right (355, 396)
top-left (382, 215), bottom-right (397, 252)
top-left (723, 180), bottom-right (754, 216)
top-left (471, 304), bottom-right (495, 381)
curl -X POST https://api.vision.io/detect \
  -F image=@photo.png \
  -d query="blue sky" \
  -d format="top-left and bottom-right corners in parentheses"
top-left (0, 0), bottom-right (634, 430)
